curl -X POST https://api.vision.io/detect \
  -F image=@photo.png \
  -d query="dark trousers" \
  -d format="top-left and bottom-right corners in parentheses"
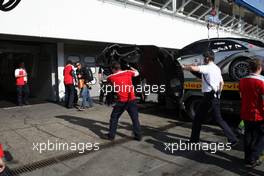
top-left (65, 84), bottom-right (74, 108)
top-left (73, 88), bottom-right (78, 106)
top-left (80, 86), bottom-right (93, 108)
top-left (16, 84), bottom-right (29, 105)
top-left (190, 92), bottom-right (238, 143)
top-left (244, 120), bottom-right (264, 162)
top-left (109, 100), bottom-right (141, 139)
top-left (99, 83), bottom-right (105, 103)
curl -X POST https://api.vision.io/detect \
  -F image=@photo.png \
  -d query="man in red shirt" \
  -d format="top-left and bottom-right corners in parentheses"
top-left (15, 62), bottom-right (29, 106)
top-left (239, 58), bottom-right (264, 168)
top-left (63, 60), bottom-right (75, 108)
top-left (106, 62), bottom-right (141, 141)
top-left (0, 144), bottom-right (5, 174)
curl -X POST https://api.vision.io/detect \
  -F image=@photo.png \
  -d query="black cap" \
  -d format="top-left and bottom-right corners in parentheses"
top-left (66, 60), bottom-right (73, 65)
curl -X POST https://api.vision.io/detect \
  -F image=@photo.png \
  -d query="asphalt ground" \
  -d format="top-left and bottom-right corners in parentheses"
top-left (0, 102), bottom-right (263, 176)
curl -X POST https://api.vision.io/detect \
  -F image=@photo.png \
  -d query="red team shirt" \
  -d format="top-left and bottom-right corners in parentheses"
top-left (15, 69), bottom-right (27, 86)
top-left (0, 144), bottom-right (4, 158)
top-left (107, 70), bottom-right (138, 102)
top-left (239, 74), bottom-right (264, 121)
top-left (63, 65), bottom-right (74, 85)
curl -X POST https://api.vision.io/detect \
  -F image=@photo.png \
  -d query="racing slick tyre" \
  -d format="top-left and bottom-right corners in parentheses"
top-left (229, 58), bottom-right (250, 81)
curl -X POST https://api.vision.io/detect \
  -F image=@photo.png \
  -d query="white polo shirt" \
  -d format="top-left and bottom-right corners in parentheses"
top-left (198, 62), bottom-right (223, 93)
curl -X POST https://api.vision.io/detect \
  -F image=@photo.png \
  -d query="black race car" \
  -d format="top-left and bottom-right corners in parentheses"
top-left (96, 44), bottom-right (184, 105)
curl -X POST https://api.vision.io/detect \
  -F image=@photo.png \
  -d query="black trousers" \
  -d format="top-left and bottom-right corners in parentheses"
top-left (190, 92), bottom-right (238, 143)
top-left (109, 100), bottom-right (141, 139)
top-left (16, 84), bottom-right (29, 105)
top-left (244, 120), bottom-right (264, 162)
top-left (99, 83), bottom-right (105, 103)
top-left (64, 84), bottom-right (74, 108)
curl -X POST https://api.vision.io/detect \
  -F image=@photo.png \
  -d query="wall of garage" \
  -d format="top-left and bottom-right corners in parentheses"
top-left (0, 41), bottom-right (57, 104)
top-left (0, 0), bottom-right (243, 49)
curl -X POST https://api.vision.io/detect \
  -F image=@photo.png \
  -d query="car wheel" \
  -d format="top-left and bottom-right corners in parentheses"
top-left (229, 58), bottom-right (250, 81)
top-left (185, 96), bottom-right (212, 123)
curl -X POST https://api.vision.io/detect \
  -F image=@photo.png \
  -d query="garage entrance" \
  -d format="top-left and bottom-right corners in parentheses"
top-left (0, 41), bottom-right (57, 107)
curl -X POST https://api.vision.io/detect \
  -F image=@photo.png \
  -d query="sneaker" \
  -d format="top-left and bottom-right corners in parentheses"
top-left (78, 107), bottom-right (85, 111)
top-left (102, 134), bottom-right (115, 141)
top-left (245, 159), bottom-right (262, 168)
top-left (23, 101), bottom-right (29, 105)
top-left (134, 135), bottom-right (142, 141)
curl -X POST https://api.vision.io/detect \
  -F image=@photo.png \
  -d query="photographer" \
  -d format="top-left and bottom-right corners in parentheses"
top-left (76, 63), bottom-right (93, 111)
top-left (182, 51), bottom-right (238, 146)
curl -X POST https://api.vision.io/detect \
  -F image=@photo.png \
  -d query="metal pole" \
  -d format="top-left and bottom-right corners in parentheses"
top-left (159, 0), bottom-right (172, 12)
top-left (197, 7), bottom-right (212, 20)
top-left (245, 26), bottom-right (258, 35)
top-left (223, 17), bottom-right (236, 27)
top-left (172, 0), bottom-right (176, 12)
top-left (185, 3), bottom-right (203, 19)
top-left (175, 0), bottom-right (192, 13)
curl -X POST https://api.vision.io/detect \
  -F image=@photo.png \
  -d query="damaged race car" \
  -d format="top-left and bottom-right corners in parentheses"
top-left (175, 37), bottom-right (264, 121)
top-left (176, 37), bottom-right (264, 81)
top-left (96, 44), bottom-right (184, 107)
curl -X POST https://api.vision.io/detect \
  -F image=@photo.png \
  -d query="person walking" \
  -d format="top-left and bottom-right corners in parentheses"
top-left (106, 62), bottom-right (141, 141)
top-left (239, 58), bottom-right (264, 168)
top-left (182, 51), bottom-right (238, 145)
top-left (15, 62), bottom-right (29, 106)
top-left (63, 60), bottom-right (75, 108)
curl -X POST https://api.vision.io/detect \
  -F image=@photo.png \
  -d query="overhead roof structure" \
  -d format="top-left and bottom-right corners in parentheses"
top-left (235, 0), bottom-right (264, 17)
top-left (105, 0), bottom-right (264, 41)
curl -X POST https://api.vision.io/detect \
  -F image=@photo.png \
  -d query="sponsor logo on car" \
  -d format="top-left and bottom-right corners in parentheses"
top-left (184, 81), bottom-right (239, 91)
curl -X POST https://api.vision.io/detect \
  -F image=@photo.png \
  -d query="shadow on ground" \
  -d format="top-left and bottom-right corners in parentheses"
top-left (55, 115), bottom-right (260, 176)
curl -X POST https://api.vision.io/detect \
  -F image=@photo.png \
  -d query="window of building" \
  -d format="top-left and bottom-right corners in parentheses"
top-left (67, 55), bottom-right (80, 63)
top-left (84, 56), bottom-right (95, 64)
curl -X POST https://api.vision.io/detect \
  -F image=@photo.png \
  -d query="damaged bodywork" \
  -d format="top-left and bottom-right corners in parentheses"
top-left (96, 44), bottom-right (184, 104)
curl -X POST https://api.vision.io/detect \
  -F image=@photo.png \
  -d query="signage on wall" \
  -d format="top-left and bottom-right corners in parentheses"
top-left (0, 0), bottom-right (21, 12)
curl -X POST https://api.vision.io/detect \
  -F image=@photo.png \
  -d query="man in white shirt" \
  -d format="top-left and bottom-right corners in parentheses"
top-left (14, 62), bottom-right (29, 106)
top-left (182, 51), bottom-right (238, 146)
